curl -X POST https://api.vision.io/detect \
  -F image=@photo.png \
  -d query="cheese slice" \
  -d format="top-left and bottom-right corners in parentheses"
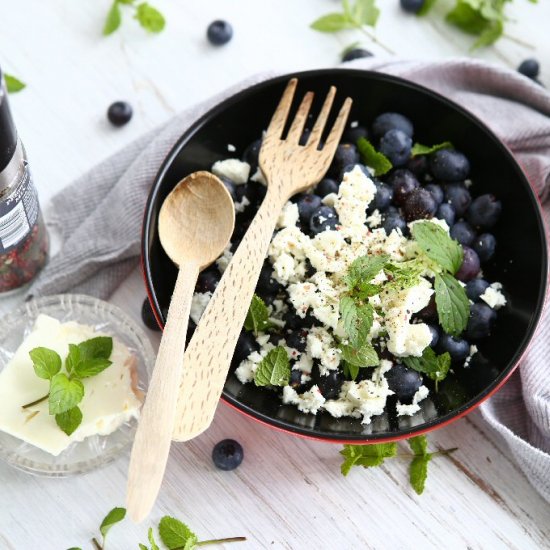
top-left (0, 314), bottom-right (143, 456)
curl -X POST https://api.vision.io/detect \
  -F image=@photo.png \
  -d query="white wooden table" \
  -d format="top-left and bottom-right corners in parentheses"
top-left (1, 1), bottom-right (549, 548)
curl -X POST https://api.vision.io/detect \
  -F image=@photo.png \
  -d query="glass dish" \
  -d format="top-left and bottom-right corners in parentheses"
top-left (0, 294), bottom-right (154, 476)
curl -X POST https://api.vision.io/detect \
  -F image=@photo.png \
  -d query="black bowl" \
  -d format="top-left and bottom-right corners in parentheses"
top-left (142, 69), bottom-right (547, 443)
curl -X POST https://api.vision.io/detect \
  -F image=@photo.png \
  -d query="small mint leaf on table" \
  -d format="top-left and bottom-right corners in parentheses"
top-left (244, 294), bottom-right (273, 335)
top-left (411, 221), bottom-right (463, 274)
top-left (48, 374), bottom-right (84, 415)
top-left (472, 18), bottom-right (503, 49)
top-left (351, 0), bottom-right (380, 27)
top-left (148, 527), bottom-right (160, 550)
top-left (55, 406), bottom-right (83, 436)
top-left (339, 342), bottom-right (378, 368)
top-left (402, 347), bottom-right (451, 385)
top-left (416, 0), bottom-right (438, 16)
top-left (4, 73), bottom-right (26, 93)
top-left (103, 0), bottom-right (122, 35)
top-left (158, 516), bottom-right (198, 550)
top-left (357, 137), bottom-right (393, 176)
top-left (410, 454), bottom-right (431, 495)
top-left (434, 273), bottom-right (470, 337)
top-left (99, 507), bottom-right (127, 540)
top-left (340, 443), bottom-right (398, 476)
top-left (411, 141), bottom-right (453, 156)
top-left (407, 434), bottom-right (428, 456)
top-left (445, 0), bottom-right (489, 35)
top-left (135, 2), bottom-right (166, 33)
top-left (29, 347), bottom-right (62, 380)
top-left (339, 296), bottom-right (374, 348)
top-left (139, 545), bottom-right (149, 550)
top-left (254, 347), bottom-right (290, 387)
top-left (310, 13), bottom-right (355, 32)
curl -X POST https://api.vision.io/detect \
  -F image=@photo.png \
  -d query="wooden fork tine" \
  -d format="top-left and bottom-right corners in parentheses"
top-left (322, 97), bottom-right (353, 154)
top-left (265, 78), bottom-right (298, 139)
top-left (308, 86), bottom-right (336, 147)
top-left (287, 91), bottom-right (314, 143)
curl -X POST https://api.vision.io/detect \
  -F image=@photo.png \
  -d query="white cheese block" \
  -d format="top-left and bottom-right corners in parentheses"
top-left (0, 314), bottom-right (142, 456)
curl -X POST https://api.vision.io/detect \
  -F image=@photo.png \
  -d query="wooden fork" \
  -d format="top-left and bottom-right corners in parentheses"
top-left (172, 78), bottom-right (352, 441)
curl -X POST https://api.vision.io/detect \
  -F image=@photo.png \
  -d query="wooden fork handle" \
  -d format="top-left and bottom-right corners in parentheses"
top-left (172, 187), bottom-right (286, 441)
top-left (127, 260), bottom-right (199, 522)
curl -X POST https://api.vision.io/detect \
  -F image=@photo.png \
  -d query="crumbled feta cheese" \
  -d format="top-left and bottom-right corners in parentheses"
top-left (464, 344), bottom-right (478, 367)
top-left (339, 373), bottom-right (393, 424)
top-left (335, 165), bottom-right (377, 230)
top-left (283, 385), bottom-right (326, 414)
top-left (350, 120), bottom-right (359, 128)
top-left (307, 327), bottom-right (340, 373)
top-left (234, 195), bottom-right (250, 213)
top-left (396, 385), bottom-right (429, 416)
top-left (277, 202), bottom-right (299, 229)
top-left (250, 168), bottom-right (267, 185)
top-left (480, 283), bottom-right (506, 309)
top-left (235, 360), bottom-right (256, 384)
top-left (409, 218), bottom-right (450, 234)
top-left (211, 158), bottom-right (250, 184)
top-left (366, 209), bottom-right (383, 228)
top-left (215, 244), bottom-right (233, 273)
top-left (227, 143), bottom-right (236, 152)
top-left (321, 193), bottom-right (338, 207)
top-left (190, 292), bottom-right (212, 324)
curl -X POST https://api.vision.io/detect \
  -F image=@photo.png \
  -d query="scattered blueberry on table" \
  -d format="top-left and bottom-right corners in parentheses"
top-left (207, 20), bottom-right (233, 46)
top-left (517, 58), bottom-right (540, 80)
top-left (107, 101), bottom-right (133, 127)
top-left (341, 48), bottom-right (373, 62)
top-left (400, 0), bottom-right (426, 14)
top-left (212, 439), bottom-right (244, 470)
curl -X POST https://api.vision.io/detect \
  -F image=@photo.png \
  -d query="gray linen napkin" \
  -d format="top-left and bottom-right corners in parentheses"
top-left (31, 58), bottom-right (550, 501)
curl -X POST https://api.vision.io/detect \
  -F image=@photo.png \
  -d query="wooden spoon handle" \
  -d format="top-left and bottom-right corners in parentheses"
top-left (172, 188), bottom-right (285, 441)
top-left (127, 260), bottom-right (199, 522)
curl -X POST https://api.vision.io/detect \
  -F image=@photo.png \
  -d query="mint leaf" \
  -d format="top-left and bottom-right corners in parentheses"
top-left (148, 527), bottom-right (160, 550)
top-left (411, 220), bottom-right (463, 274)
top-left (135, 3), bottom-right (166, 33)
top-left (339, 296), bottom-right (374, 348)
top-left (402, 347), bottom-right (451, 384)
top-left (139, 545), bottom-right (148, 550)
top-left (29, 347), bottom-right (62, 380)
top-left (410, 454), bottom-right (431, 494)
top-left (357, 137), bottom-right (392, 176)
top-left (446, 0), bottom-right (489, 35)
top-left (342, 360), bottom-right (360, 381)
top-left (103, 1), bottom-right (122, 35)
top-left (472, 18), bottom-right (503, 48)
top-left (384, 260), bottom-right (424, 291)
top-left (408, 434), bottom-right (428, 456)
top-left (65, 344), bottom-right (80, 376)
top-left (341, 41), bottom-right (361, 57)
top-left (55, 406), bottom-right (83, 436)
top-left (254, 347), bottom-right (290, 387)
top-left (417, 0), bottom-right (438, 15)
top-left (340, 443), bottom-right (398, 475)
top-left (4, 74), bottom-right (26, 93)
top-left (345, 254), bottom-right (389, 292)
top-left (244, 294), bottom-right (273, 335)
top-left (352, 0), bottom-right (380, 27)
top-left (158, 516), bottom-right (198, 550)
top-left (78, 336), bottom-right (113, 361)
top-left (434, 273), bottom-right (469, 337)
top-left (310, 13), bottom-right (355, 32)
top-left (411, 141), bottom-right (453, 156)
top-left (73, 358), bottom-right (113, 379)
top-left (339, 342), bottom-right (378, 367)
top-left (99, 507), bottom-right (126, 540)
top-left (48, 374), bottom-right (84, 415)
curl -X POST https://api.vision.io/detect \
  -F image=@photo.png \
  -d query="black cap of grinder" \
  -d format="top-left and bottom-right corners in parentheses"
top-left (0, 67), bottom-right (18, 174)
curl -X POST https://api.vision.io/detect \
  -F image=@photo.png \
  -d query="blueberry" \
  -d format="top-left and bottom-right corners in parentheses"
top-left (372, 113), bottom-right (414, 140)
top-left (427, 324), bottom-right (440, 347)
top-left (312, 367), bottom-right (344, 399)
top-left (212, 439), bottom-right (243, 470)
top-left (315, 178), bottom-right (339, 197)
top-left (289, 369), bottom-right (306, 389)
top-left (444, 183), bottom-right (472, 217)
top-left (455, 246), bottom-right (481, 282)
top-left (465, 278), bottom-right (490, 301)
top-left (242, 138), bottom-right (261, 173)
top-left (233, 331), bottom-right (259, 365)
top-left (383, 213), bottom-right (407, 235)
top-left (387, 169), bottom-right (419, 205)
top-left (424, 183), bottom-right (444, 205)
top-left (141, 298), bottom-right (161, 331)
top-left (196, 267), bottom-right (220, 293)
top-left (310, 206), bottom-right (339, 234)
top-left (296, 193), bottom-right (323, 224)
top-left (435, 203), bottom-right (456, 227)
top-left (400, 0), bottom-right (425, 13)
top-left (236, 182), bottom-right (266, 207)
top-left (107, 101), bottom-right (132, 127)
top-left (283, 310), bottom-right (318, 330)
top-left (466, 303), bottom-right (497, 340)
top-left (257, 261), bottom-right (281, 295)
top-left (186, 319), bottom-right (196, 345)
top-left (406, 155), bottom-right (428, 178)
top-left (403, 188), bottom-right (437, 221)
top-left (371, 182), bottom-right (394, 212)
top-left (329, 144), bottom-right (360, 178)
top-left (430, 149), bottom-right (470, 181)
top-left (473, 233), bottom-right (496, 263)
top-left (467, 194), bottom-right (502, 229)
top-left (219, 175), bottom-right (237, 201)
top-left (342, 125), bottom-right (368, 144)
top-left (437, 334), bottom-right (470, 362)
top-left (342, 48), bottom-right (373, 62)
top-left (450, 221), bottom-right (475, 246)
top-left (379, 129), bottom-right (413, 167)
top-left (207, 20), bottom-right (233, 46)
top-left (518, 58), bottom-right (539, 79)
top-left (285, 330), bottom-right (308, 352)
top-left (385, 364), bottom-right (423, 403)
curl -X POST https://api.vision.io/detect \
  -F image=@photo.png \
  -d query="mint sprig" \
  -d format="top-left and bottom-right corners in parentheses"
top-left (339, 296), bottom-right (374, 349)
top-left (4, 73), bottom-right (26, 93)
top-left (254, 347), bottom-right (291, 387)
top-left (22, 336), bottom-right (114, 435)
top-left (344, 253), bottom-right (389, 294)
top-left (411, 141), bottom-right (454, 157)
top-left (103, 0), bottom-right (165, 36)
top-left (244, 294), bottom-right (274, 336)
top-left (402, 347), bottom-right (451, 389)
top-left (357, 137), bottom-right (393, 176)
top-left (340, 442), bottom-right (397, 475)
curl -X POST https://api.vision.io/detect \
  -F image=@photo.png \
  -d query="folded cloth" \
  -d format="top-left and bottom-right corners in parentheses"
top-left (30, 58), bottom-right (550, 501)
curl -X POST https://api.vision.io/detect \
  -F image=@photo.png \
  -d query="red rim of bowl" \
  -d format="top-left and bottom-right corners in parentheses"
top-left (141, 68), bottom-right (549, 444)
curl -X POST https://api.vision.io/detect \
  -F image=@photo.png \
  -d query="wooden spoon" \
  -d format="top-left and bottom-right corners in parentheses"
top-left (127, 170), bottom-right (235, 522)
